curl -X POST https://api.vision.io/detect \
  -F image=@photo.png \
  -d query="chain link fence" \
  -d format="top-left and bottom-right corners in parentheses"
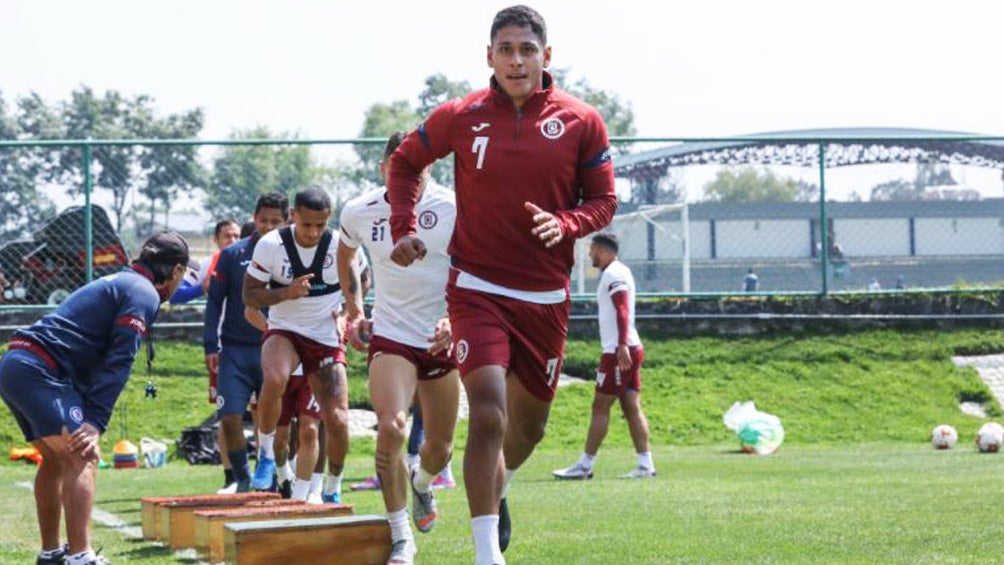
top-left (1, 134), bottom-right (1003, 306)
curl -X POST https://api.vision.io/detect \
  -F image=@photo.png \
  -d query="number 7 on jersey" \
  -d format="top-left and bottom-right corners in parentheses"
top-left (471, 136), bottom-right (489, 169)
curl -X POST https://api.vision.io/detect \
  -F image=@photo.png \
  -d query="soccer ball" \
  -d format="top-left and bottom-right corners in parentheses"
top-left (931, 424), bottom-right (958, 449)
top-left (976, 422), bottom-right (1004, 453)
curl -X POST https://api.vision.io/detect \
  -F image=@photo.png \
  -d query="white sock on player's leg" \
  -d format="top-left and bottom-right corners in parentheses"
top-left (472, 515), bottom-right (504, 565)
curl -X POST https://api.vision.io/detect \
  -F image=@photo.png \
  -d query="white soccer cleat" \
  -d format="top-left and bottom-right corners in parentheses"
top-left (307, 490), bottom-right (324, 505)
top-left (552, 463), bottom-right (593, 480)
top-left (216, 482), bottom-right (239, 495)
top-left (385, 538), bottom-right (418, 564)
top-left (620, 466), bottom-right (656, 479)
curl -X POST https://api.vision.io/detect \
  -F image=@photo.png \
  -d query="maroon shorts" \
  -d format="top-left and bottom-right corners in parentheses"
top-left (446, 271), bottom-right (571, 403)
top-left (367, 335), bottom-right (456, 380)
top-left (278, 375), bottom-right (321, 426)
top-left (596, 346), bottom-right (645, 396)
top-left (208, 364), bottom-right (218, 405)
top-left (263, 329), bottom-right (346, 375)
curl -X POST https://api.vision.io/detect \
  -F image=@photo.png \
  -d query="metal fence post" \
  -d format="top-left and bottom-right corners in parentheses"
top-left (83, 141), bottom-right (94, 283)
top-left (818, 141), bottom-right (828, 296)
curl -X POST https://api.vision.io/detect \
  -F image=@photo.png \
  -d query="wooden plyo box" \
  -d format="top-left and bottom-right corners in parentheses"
top-left (159, 495), bottom-right (289, 549)
top-left (224, 514), bottom-right (391, 565)
top-left (140, 492), bottom-right (279, 541)
top-left (194, 502), bottom-right (353, 563)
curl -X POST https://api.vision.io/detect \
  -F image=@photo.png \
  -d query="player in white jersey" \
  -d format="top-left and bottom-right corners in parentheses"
top-left (338, 132), bottom-right (459, 564)
top-left (553, 232), bottom-right (655, 481)
top-left (243, 187), bottom-right (363, 502)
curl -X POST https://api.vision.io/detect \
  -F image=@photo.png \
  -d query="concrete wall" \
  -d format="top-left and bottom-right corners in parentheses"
top-left (915, 218), bottom-right (1004, 255)
top-left (834, 218), bottom-right (910, 256)
top-left (715, 219), bottom-right (808, 258)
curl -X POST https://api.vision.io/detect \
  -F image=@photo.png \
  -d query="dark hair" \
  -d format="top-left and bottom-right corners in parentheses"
top-left (383, 131), bottom-right (408, 160)
top-left (254, 192), bottom-right (290, 220)
top-left (214, 219), bottom-right (239, 238)
top-left (294, 187), bottom-right (332, 211)
top-left (591, 232), bottom-right (619, 253)
top-left (491, 5), bottom-right (547, 45)
top-left (240, 220), bottom-right (256, 238)
top-left (137, 231), bottom-right (191, 284)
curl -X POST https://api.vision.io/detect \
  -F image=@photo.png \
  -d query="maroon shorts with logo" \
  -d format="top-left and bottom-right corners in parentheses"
top-left (262, 329), bottom-right (346, 375)
top-left (446, 271), bottom-right (571, 403)
top-left (367, 335), bottom-right (456, 380)
top-left (278, 375), bottom-right (321, 426)
top-left (596, 345), bottom-right (645, 396)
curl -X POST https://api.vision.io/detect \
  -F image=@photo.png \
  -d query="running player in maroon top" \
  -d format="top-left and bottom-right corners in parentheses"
top-left (387, 6), bottom-right (616, 564)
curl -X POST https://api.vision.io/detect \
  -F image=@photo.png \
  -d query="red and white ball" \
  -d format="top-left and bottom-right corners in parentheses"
top-left (931, 424), bottom-right (958, 450)
top-left (976, 422), bottom-right (1004, 453)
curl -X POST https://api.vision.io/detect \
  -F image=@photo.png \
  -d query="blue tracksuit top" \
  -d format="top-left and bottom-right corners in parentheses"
top-left (12, 266), bottom-right (161, 432)
top-left (203, 234), bottom-right (263, 354)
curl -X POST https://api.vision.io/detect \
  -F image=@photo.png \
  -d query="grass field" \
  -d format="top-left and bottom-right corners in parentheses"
top-left (2, 328), bottom-right (1004, 562)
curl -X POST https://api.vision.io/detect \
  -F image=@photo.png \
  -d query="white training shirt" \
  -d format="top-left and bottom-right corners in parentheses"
top-left (339, 183), bottom-right (456, 349)
top-left (247, 225), bottom-right (367, 347)
top-left (596, 259), bottom-right (642, 354)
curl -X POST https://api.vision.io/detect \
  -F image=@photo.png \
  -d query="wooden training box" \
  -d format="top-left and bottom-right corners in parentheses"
top-left (140, 492), bottom-right (279, 541)
top-left (155, 495), bottom-right (289, 548)
top-left (223, 514), bottom-right (391, 565)
top-left (194, 502), bottom-right (353, 563)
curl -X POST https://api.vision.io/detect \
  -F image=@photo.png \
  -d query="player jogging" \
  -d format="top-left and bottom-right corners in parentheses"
top-left (243, 188), bottom-right (358, 503)
top-left (340, 132), bottom-right (459, 564)
top-left (552, 232), bottom-right (655, 480)
top-left (387, 6), bottom-right (617, 564)
top-left (0, 232), bottom-right (191, 565)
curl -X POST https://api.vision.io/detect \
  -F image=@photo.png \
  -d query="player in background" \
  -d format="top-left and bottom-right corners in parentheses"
top-left (386, 6), bottom-right (616, 563)
top-left (340, 132), bottom-right (459, 564)
top-left (0, 232), bottom-right (191, 565)
top-left (552, 233), bottom-right (655, 480)
top-left (205, 193), bottom-right (289, 493)
top-left (244, 188), bottom-right (359, 503)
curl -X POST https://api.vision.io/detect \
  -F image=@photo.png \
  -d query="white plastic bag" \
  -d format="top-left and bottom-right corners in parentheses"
top-left (140, 437), bottom-right (168, 468)
top-left (723, 401), bottom-right (784, 455)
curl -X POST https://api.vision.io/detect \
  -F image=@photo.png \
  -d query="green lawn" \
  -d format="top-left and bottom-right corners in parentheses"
top-left (2, 328), bottom-right (1004, 562)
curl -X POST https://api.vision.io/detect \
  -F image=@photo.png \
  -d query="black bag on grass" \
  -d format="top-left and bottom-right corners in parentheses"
top-left (177, 426), bottom-right (220, 465)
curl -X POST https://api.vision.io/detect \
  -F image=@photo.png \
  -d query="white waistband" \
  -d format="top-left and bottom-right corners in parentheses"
top-left (455, 270), bottom-right (567, 305)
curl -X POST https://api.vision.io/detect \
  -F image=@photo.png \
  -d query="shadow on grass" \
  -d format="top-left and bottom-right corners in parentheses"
top-left (119, 539), bottom-right (200, 563)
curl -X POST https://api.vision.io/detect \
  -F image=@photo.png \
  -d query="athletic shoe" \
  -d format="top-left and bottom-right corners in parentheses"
top-left (250, 454), bottom-right (276, 491)
top-left (84, 557), bottom-right (112, 565)
top-left (498, 497), bottom-right (511, 553)
top-left (307, 491), bottom-right (323, 505)
top-left (350, 475), bottom-right (381, 491)
top-left (216, 482), bottom-right (238, 495)
top-left (385, 538), bottom-right (417, 564)
top-left (430, 474), bottom-right (456, 490)
top-left (36, 547), bottom-right (66, 565)
top-left (410, 469), bottom-right (437, 533)
top-left (552, 463), bottom-right (594, 480)
top-left (236, 480), bottom-right (251, 493)
top-left (620, 466), bottom-right (657, 479)
top-left (279, 479), bottom-right (292, 499)
top-left (322, 491), bottom-right (342, 504)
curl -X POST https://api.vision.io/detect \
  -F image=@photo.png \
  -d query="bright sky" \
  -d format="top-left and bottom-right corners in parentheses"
top-left (4, 0), bottom-right (1003, 140)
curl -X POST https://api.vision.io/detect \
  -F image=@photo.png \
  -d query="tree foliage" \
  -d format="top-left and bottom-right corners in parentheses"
top-left (0, 93), bottom-right (56, 239)
top-left (704, 167), bottom-right (812, 203)
top-left (206, 127), bottom-right (317, 221)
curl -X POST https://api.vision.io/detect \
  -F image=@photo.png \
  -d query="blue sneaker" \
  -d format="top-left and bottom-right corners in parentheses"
top-left (251, 453), bottom-right (276, 491)
top-left (321, 491), bottom-right (341, 504)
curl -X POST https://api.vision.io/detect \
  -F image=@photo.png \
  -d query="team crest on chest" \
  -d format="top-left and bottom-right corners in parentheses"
top-left (540, 117), bottom-right (566, 140)
top-left (323, 253), bottom-right (334, 268)
top-left (419, 210), bottom-right (438, 229)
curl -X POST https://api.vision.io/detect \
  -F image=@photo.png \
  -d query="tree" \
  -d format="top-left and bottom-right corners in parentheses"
top-left (135, 108), bottom-right (206, 236)
top-left (418, 73), bottom-right (472, 119)
top-left (353, 100), bottom-right (420, 186)
top-left (551, 68), bottom-right (637, 141)
top-left (0, 92), bottom-right (55, 239)
top-left (207, 127), bottom-right (318, 221)
top-left (870, 179), bottom-right (919, 202)
top-left (703, 167), bottom-right (802, 203)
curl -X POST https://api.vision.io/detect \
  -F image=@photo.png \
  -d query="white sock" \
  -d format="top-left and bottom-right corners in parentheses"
top-left (323, 472), bottom-right (343, 495)
top-left (67, 550), bottom-right (97, 565)
top-left (407, 453), bottom-right (420, 469)
top-left (309, 472), bottom-right (324, 495)
top-left (38, 548), bottom-right (64, 559)
top-left (388, 507), bottom-right (413, 543)
top-left (259, 431), bottom-right (276, 459)
top-left (440, 463), bottom-right (454, 482)
top-left (291, 478), bottom-right (311, 501)
top-left (413, 465), bottom-right (437, 494)
top-left (578, 452), bottom-right (596, 469)
top-left (500, 468), bottom-right (516, 499)
top-left (471, 515), bottom-right (504, 565)
top-left (279, 459), bottom-right (294, 482)
top-left (637, 451), bottom-right (654, 471)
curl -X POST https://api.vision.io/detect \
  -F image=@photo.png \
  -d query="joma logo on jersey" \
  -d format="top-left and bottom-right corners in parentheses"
top-left (419, 210), bottom-right (438, 229)
top-left (540, 117), bottom-right (566, 140)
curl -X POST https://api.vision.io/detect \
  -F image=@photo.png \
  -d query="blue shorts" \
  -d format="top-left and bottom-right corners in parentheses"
top-left (0, 349), bottom-right (86, 442)
top-left (216, 344), bottom-right (263, 417)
